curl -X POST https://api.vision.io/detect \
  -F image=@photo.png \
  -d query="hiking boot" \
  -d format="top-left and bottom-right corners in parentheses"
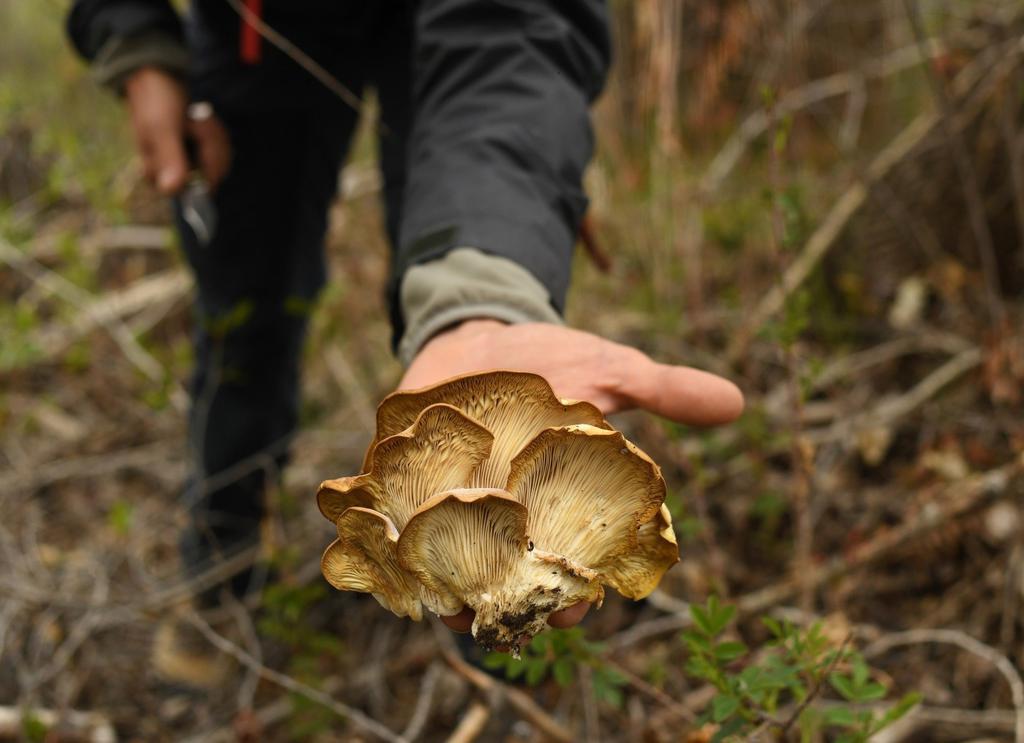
top-left (152, 610), bottom-right (233, 690)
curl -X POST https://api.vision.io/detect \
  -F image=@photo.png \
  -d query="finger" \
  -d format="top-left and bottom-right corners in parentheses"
top-left (189, 117), bottom-right (232, 190)
top-left (441, 607), bottom-right (474, 633)
top-left (617, 349), bottom-right (745, 426)
top-left (547, 601), bottom-right (591, 628)
top-left (147, 125), bottom-right (189, 195)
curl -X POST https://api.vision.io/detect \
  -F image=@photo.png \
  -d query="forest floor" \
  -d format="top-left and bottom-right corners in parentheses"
top-left (1, 1), bottom-right (1023, 741)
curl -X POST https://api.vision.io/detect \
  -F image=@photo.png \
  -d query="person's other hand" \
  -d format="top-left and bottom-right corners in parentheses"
top-left (400, 319), bottom-right (745, 635)
top-left (124, 67), bottom-right (231, 195)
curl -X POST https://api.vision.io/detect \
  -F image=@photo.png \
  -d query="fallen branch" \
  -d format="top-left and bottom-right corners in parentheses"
top-left (0, 441), bottom-right (180, 494)
top-left (446, 701), bottom-right (490, 743)
top-left (401, 661), bottom-right (442, 742)
top-left (807, 346), bottom-right (983, 445)
top-left (0, 706), bottom-right (116, 743)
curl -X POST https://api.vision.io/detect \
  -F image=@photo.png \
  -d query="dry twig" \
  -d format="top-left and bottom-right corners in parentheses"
top-left (865, 628), bottom-right (1024, 743)
top-left (445, 701), bottom-right (490, 743)
top-left (0, 235), bottom-right (187, 410)
top-left (903, 0), bottom-right (1004, 329)
top-left (186, 611), bottom-right (405, 743)
top-left (401, 661), bottom-right (443, 742)
top-left (431, 620), bottom-right (574, 743)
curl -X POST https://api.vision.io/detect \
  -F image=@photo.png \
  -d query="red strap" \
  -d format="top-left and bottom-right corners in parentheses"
top-left (239, 0), bottom-right (263, 64)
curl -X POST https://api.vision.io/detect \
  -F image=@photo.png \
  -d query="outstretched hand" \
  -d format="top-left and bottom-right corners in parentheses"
top-left (399, 319), bottom-right (745, 635)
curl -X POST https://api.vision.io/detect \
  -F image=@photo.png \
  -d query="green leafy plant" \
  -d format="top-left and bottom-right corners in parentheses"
top-left (484, 627), bottom-right (628, 707)
top-left (21, 712), bottom-right (47, 743)
top-left (683, 597), bottom-right (920, 742)
top-left (107, 499), bottom-right (134, 536)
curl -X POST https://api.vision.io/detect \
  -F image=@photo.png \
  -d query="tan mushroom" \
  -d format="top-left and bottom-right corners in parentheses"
top-left (369, 371), bottom-right (610, 487)
top-left (316, 370), bottom-right (680, 649)
top-left (397, 489), bottom-right (602, 650)
top-left (317, 403), bottom-right (493, 528)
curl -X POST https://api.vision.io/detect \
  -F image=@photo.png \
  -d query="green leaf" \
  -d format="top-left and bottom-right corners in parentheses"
top-left (21, 714), bottom-right (48, 743)
top-left (691, 603), bottom-right (713, 635)
top-left (866, 692), bottom-right (922, 735)
top-left (710, 716), bottom-right (745, 743)
top-left (823, 707), bottom-right (858, 727)
top-left (852, 658), bottom-right (870, 686)
top-left (714, 641), bottom-right (748, 662)
top-left (683, 629), bottom-right (712, 653)
top-left (709, 603), bottom-right (737, 636)
top-left (552, 657), bottom-right (575, 687)
top-left (592, 671), bottom-right (625, 709)
top-left (524, 658), bottom-right (548, 686)
top-left (107, 499), bottom-right (134, 535)
top-left (482, 652), bottom-right (508, 670)
top-left (858, 681), bottom-right (888, 702)
top-left (711, 693), bottom-right (740, 722)
top-left (829, 673), bottom-right (857, 701)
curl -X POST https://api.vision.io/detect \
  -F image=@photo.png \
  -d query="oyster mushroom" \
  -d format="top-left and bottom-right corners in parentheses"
top-left (397, 489), bottom-right (602, 650)
top-left (369, 371), bottom-right (611, 487)
top-left (316, 370), bottom-right (680, 649)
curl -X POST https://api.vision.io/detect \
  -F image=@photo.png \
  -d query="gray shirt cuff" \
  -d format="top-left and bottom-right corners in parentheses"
top-left (93, 31), bottom-right (190, 93)
top-left (397, 247), bottom-right (564, 366)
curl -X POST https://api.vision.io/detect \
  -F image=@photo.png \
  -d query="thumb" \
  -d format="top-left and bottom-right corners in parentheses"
top-left (614, 348), bottom-right (745, 427)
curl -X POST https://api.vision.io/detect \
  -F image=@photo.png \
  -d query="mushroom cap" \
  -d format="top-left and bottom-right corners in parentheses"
top-left (321, 507), bottom-right (425, 620)
top-left (601, 503), bottom-right (680, 600)
top-left (506, 424), bottom-right (666, 570)
top-left (317, 403), bottom-right (493, 530)
top-left (396, 488), bottom-right (602, 649)
top-left (370, 371), bottom-right (610, 488)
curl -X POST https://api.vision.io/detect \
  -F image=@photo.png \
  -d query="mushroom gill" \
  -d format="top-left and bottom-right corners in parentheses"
top-left (601, 504), bottom-right (680, 600)
top-left (505, 424), bottom-right (665, 570)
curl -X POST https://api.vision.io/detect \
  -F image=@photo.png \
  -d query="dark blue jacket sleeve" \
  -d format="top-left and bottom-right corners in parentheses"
top-left (67, 0), bottom-right (183, 61)
top-left (390, 0), bottom-right (611, 343)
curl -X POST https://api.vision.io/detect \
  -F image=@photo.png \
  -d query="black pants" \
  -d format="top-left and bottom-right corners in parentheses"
top-left (175, 108), bottom-right (357, 594)
top-left (172, 0), bottom-right (610, 595)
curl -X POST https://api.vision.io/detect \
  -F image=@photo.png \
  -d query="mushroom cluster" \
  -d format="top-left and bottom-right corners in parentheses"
top-left (316, 371), bottom-right (679, 650)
